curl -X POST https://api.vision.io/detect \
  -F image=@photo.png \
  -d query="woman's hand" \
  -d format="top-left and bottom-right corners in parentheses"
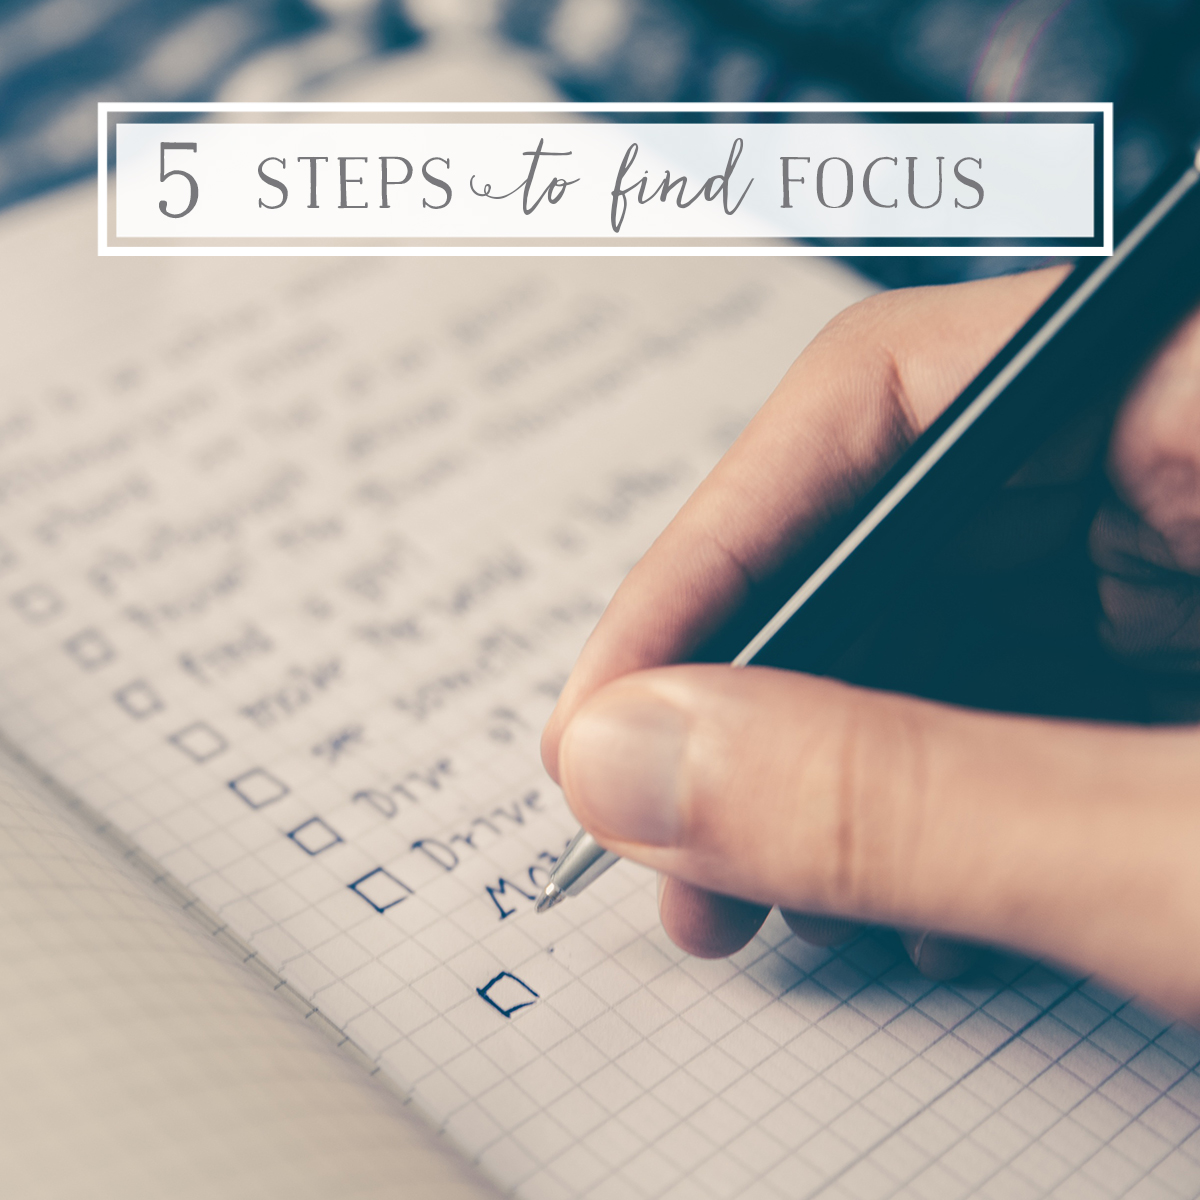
top-left (540, 266), bottom-right (1200, 1023)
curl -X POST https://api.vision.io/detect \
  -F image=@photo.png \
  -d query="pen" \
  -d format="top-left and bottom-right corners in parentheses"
top-left (537, 143), bottom-right (1200, 914)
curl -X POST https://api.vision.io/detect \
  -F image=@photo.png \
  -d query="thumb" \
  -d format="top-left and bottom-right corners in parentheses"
top-left (557, 664), bottom-right (1200, 1020)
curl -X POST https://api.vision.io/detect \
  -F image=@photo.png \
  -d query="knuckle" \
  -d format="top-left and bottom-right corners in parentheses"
top-left (812, 290), bottom-right (902, 353)
top-left (819, 693), bottom-right (930, 921)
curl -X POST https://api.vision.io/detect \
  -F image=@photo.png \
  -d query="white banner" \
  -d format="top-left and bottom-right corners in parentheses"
top-left (102, 105), bottom-right (1109, 255)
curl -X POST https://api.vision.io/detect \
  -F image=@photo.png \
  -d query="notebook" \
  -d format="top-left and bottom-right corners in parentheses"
top-left (3, 132), bottom-right (1200, 1200)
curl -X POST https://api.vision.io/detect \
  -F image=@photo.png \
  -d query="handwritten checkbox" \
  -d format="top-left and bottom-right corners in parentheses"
top-left (477, 971), bottom-right (539, 1018)
top-left (348, 867), bottom-right (412, 913)
top-left (11, 584), bottom-right (62, 623)
top-left (227, 768), bottom-right (289, 809)
top-left (114, 680), bottom-right (163, 719)
top-left (287, 816), bottom-right (343, 856)
top-left (168, 722), bottom-right (227, 763)
top-left (64, 628), bottom-right (115, 670)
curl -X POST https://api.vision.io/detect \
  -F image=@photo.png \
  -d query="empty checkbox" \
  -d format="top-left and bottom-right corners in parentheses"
top-left (288, 816), bottom-right (343, 856)
top-left (11, 584), bottom-right (62, 623)
top-left (64, 628), bottom-right (115, 670)
top-left (168, 722), bottom-right (227, 763)
top-left (114, 680), bottom-right (163, 719)
top-left (477, 971), bottom-right (539, 1018)
top-left (228, 768), bottom-right (289, 809)
top-left (348, 867), bottom-right (412, 913)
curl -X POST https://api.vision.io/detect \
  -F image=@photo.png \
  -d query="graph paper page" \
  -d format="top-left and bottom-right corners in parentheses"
top-left (0, 692), bottom-right (497, 1199)
top-left (0, 184), bottom-right (1198, 1200)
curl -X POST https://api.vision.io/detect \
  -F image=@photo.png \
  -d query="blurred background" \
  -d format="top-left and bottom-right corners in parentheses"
top-left (2, 0), bottom-right (1198, 286)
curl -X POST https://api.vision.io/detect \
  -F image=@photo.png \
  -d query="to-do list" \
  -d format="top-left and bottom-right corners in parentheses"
top-left (1, 204), bottom-right (1199, 1200)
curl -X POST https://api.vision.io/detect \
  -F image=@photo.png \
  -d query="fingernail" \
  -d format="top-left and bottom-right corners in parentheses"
top-left (899, 929), bottom-right (978, 981)
top-left (559, 696), bottom-right (686, 846)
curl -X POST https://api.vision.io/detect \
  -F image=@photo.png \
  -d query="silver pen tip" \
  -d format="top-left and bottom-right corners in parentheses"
top-left (535, 882), bottom-right (565, 913)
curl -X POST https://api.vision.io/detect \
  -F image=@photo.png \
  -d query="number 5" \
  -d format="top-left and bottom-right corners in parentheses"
top-left (159, 142), bottom-right (198, 218)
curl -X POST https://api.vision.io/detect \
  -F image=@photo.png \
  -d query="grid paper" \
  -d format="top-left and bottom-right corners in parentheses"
top-left (0, 692), bottom-right (497, 1199)
top-left (0, 184), bottom-right (1196, 1200)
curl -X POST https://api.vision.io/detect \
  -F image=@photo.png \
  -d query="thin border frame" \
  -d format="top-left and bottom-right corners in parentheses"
top-left (97, 101), bottom-right (1112, 257)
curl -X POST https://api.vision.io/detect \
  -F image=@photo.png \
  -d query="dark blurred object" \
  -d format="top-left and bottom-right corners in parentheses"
top-left (0, 0), bottom-right (420, 211)
top-left (4, 0), bottom-right (1199, 295)
top-left (500, 0), bottom-right (1200, 287)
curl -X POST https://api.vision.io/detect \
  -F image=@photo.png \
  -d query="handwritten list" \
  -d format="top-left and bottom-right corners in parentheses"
top-left (2, 193), bottom-right (1200, 1200)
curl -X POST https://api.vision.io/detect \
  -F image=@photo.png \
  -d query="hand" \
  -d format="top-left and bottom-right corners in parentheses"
top-left (540, 265), bottom-right (1200, 1022)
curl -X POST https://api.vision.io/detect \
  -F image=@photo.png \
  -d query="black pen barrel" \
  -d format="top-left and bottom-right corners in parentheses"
top-left (700, 152), bottom-right (1200, 675)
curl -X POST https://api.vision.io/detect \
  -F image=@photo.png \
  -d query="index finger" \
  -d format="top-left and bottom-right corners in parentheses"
top-left (541, 267), bottom-right (1066, 781)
